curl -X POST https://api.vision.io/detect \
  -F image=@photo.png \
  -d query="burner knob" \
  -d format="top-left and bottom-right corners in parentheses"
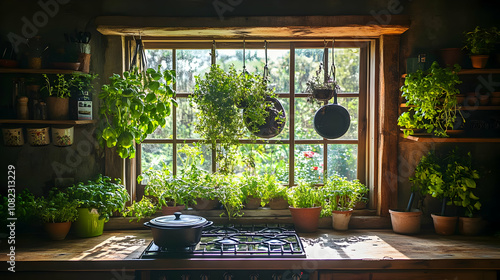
top-left (249, 273), bottom-right (259, 280)
top-left (181, 274), bottom-right (191, 280)
top-left (223, 272), bottom-right (233, 280)
top-left (272, 273), bottom-right (282, 280)
top-left (200, 274), bottom-right (209, 280)
top-left (291, 273), bottom-right (301, 280)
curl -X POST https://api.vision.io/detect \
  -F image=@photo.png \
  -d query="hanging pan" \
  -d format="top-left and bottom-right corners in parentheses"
top-left (313, 39), bottom-right (350, 139)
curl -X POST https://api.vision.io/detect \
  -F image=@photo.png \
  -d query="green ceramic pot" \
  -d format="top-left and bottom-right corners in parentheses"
top-left (73, 208), bottom-right (105, 237)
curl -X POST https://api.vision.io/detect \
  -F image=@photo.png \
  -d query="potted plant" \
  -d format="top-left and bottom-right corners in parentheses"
top-left (323, 175), bottom-right (368, 231)
top-left (240, 174), bottom-right (265, 210)
top-left (305, 62), bottom-right (340, 103)
top-left (189, 173), bottom-right (220, 210)
top-left (444, 149), bottom-right (482, 235)
top-left (463, 26), bottom-right (500, 68)
top-left (68, 73), bottom-right (97, 119)
top-left (287, 182), bottom-right (323, 233)
top-left (68, 175), bottom-right (129, 237)
top-left (398, 61), bottom-right (463, 138)
top-left (260, 174), bottom-right (288, 210)
top-left (213, 173), bottom-right (244, 219)
top-left (35, 190), bottom-right (79, 240)
top-left (122, 196), bottom-right (157, 222)
top-left (98, 66), bottom-right (176, 159)
top-left (41, 74), bottom-right (71, 120)
top-left (389, 152), bottom-right (433, 235)
top-left (138, 166), bottom-right (192, 215)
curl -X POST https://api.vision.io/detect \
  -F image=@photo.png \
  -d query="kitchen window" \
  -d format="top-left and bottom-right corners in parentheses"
top-left (136, 40), bottom-right (369, 195)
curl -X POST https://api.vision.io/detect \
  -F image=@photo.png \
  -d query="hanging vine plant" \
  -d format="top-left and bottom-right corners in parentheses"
top-left (97, 66), bottom-right (176, 159)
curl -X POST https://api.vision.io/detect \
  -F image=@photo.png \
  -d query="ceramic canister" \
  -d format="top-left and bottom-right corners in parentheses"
top-left (52, 126), bottom-right (74, 146)
top-left (2, 128), bottom-right (24, 146)
top-left (27, 127), bottom-right (50, 146)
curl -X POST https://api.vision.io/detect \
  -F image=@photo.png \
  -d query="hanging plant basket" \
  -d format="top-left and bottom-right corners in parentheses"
top-left (311, 88), bottom-right (336, 101)
top-left (245, 97), bottom-right (286, 138)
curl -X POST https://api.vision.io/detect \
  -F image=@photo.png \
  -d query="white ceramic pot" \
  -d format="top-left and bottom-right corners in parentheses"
top-left (27, 127), bottom-right (50, 146)
top-left (52, 126), bottom-right (74, 146)
top-left (2, 128), bottom-right (24, 146)
top-left (331, 210), bottom-right (353, 231)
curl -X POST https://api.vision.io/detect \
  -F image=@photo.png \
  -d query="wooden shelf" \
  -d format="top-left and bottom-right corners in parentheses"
top-left (400, 103), bottom-right (500, 110)
top-left (402, 69), bottom-right (500, 78)
top-left (0, 119), bottom-right (96, 125)
top-left (401, 133), bottom-right (500, 143)
top-left (0, 68), bottom-right (84, 74)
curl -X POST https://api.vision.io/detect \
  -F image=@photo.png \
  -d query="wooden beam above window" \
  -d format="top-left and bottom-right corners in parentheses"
top-left (96, 15), bottom-right (409, 38)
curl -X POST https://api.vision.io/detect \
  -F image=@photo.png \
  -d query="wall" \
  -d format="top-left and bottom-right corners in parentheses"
top-left (0, 0), bottom-right (498, 226)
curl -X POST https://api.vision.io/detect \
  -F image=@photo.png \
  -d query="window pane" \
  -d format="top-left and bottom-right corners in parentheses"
top-left (337, 97), bottom-right (358, 140)
top-left (217, 49), bottom-right (264, 74)
top-left (145, 49), bottom-right (173, 71)
top-left (295, 48), bottom-right (324, 94)
top-left (295, 98), bottom-right (322, 140)
top-left (176, 144), bottom-right (212, 173)
top-left (176, 49), bottom-right (211, 93)
top-left (294, 145), bottom-right (324, 185)
top-left (141, 143), bottom-right (173, 171)
top-left (327, 144), bottom-right (357, 180)
top-left (267, 49), bottom-right (290, 93)
top-left (177, 98), bottom-right (200, 139)
top-left (332, 48), bottom-right (360, 93)
top-left (239, 144), bottom-right (289, 183)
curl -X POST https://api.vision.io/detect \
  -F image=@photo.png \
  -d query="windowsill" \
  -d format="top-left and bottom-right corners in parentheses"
top-left (105, 209), bottom-right (390, 231)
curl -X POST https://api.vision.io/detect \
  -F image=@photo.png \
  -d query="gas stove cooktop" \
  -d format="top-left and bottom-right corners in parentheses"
top-left (140, 224), bottom-right (306, 259)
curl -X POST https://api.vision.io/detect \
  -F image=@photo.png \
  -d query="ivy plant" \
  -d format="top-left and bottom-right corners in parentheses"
top-left (398, 61), bottom-right (463, 138)
top-left (98, 66), bottom-right (176, 159)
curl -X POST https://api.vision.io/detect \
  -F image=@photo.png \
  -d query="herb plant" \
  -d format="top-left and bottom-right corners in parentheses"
top-left (213, 173), bottom-right (244, 219)
top-left (398, 61), bottom-right (463, 138)
top-left (98, 66), bottom-right (176, 159)
top-left (323, 175), bottom-right (368, 212)
top-left (463, 26), bottom-right (500, 55)
top-left (69, 73), bottom-right (98, 92)
top-left (41, 74), bottom-right (71, 98)
top-left (36, 190), bottom-right (79, 223)
top-left (306, 62), bottom-right (340, 103)
top-left (287, 182), bottom-right (323, 208)
top-left (260, 174), bottom-right (287, 205)
top-left (123, 196), bottom-right (157, 222)
top-left (68, 175), bottom-right (130, 221)
top-left (138, 166), bottom-right (192, 208)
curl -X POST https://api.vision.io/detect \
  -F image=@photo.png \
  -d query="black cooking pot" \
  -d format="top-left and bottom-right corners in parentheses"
top-left (313, 90), bottom-right (350, 139)
top-left (144, 212), bottom-right (213, 248)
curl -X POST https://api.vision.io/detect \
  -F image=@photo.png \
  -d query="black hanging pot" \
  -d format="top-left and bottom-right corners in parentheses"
top-left (313, 91), bottom-right (350, 139)
top-left (244, 97), bottom-right (286, 138)
top-left (144, 212), bottom-right (213, 248)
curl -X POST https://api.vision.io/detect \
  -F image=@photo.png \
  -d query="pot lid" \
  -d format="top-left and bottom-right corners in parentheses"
top-left (149, 212), bottom-right (207, 228)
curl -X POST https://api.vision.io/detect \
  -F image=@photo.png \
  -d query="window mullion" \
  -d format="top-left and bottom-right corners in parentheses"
top-left (172, 49), bottom-right (178, 176)
top-left (289, 44), bottom-right (295, 187)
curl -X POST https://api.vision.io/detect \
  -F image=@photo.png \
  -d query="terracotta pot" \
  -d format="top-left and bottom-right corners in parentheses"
top-left (458, 216), bottom-right (484, 236)
top-left (389, 209), bottom-right (422, 235)
top-left (438, 48), bottom-right (464, 67)
top-left (192, 198), bottom-right (219, 210)
top-left (161, 205), bottom-right (186, 215)
top-left (456, 94), bottom-right (465, 106)
top-left (479, 93), bottom-right (490, 106)
top-left (470, 55), bottom-right (489, 69)
top-left (244, 196), bottom-right (261, 210)
top-left (77, 53), bottom-right (91, 73)
top-left (43, 222), bottom-right (72, 240)
top-left (331, 210), bottom-right (353, 231)
top-left (46, 96), bottom-right (69, 120)
top-left (431, 214), bottom-right (458, 235)
top-left (269, 197), bottom-right (289, 210)
top-left (289, 206), bottom-right (322, 233)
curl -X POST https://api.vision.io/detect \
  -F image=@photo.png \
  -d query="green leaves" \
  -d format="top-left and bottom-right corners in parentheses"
top-left (398, 61), bottom-right (462, 138)
top-left (97, 66), bottom-right (176, 159)
top-left (463, 26), bottom-right (500, 55)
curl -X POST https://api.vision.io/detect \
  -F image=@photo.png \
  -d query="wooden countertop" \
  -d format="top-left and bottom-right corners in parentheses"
top-left (1, 229), bottom-right (500, 272)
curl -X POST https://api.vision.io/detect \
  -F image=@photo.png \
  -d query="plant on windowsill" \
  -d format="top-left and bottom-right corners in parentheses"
top-left (323, 175), bottom-right (368, 231)
top-left (287, 181), bottom-right (323, 233)
top-left (137, 165), bottom-right (193, 216)
top-left (68, 175), bottom-right (129, 237)
top-left (305, 62), bottom-right (340, 104)
top-left (398, 61), bottom-right (463, 138)
top-left (41, 73), bottom-right (71, 120)
top-left (240, 174), bottom-right (265, 210)
top-left (463, 26), bottom-right (500, 68)
top-left (213, 173), bottom-right (244, 219)
top-left (97, 66), bottom-right (176, 159)
top-left (35, 190), bottom-right (79, 240)
top-left (260, 174), bottom-right (288, 210)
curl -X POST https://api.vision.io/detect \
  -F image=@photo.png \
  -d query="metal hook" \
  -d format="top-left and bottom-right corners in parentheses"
top-left (242, 39), bottom-right (246, 72)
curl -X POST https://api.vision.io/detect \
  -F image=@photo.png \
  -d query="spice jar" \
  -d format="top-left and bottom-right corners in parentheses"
top-left (17, 97), bottom-right (29, 120)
